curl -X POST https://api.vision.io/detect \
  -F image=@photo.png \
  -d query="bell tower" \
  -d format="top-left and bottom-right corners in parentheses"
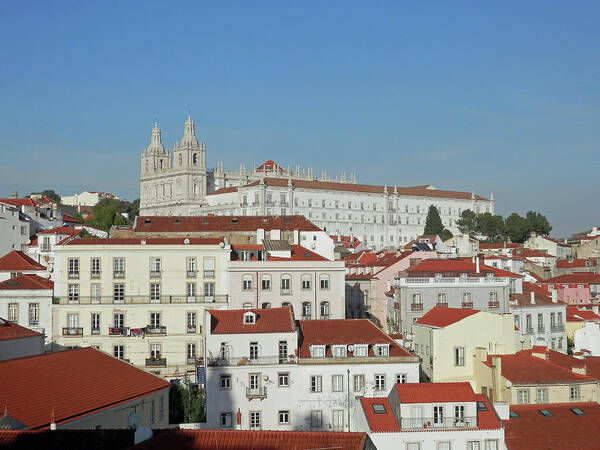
top-left (172, 115), bottom-right (207, 202)
top-left (141, 121), bottom-right (171, 175)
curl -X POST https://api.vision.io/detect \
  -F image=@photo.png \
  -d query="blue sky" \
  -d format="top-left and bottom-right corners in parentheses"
top-left (1, 1), bottom-right (598, 237)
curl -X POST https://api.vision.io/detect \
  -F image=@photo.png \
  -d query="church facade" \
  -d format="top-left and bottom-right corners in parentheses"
top-left (139, 117), bottom-right (494, 249)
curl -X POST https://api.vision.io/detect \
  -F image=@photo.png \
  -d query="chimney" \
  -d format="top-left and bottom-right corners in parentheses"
top-left (530, 291), bottom-right (535, 304)
top-left (50, 409), bottom-right (56, 431)
top-left (572, 365), bottom-right (587, 376)
top-left (551, 290), bottom-right (558, 303)
top-left (10, 191), bottom-right (17, 199)
top-left (476, 256), bottom-right (480, 274)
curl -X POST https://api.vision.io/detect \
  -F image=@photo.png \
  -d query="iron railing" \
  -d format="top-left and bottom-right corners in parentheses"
top-left (246, 387), bottom-right (267, 399)
top-left (53, 294), bottom-right (228, 305)
top-left (400, 416), bottom-right (477, 430)
top-left (62, 327), bottom-right (83, 336)
top-left (145, 357), bottom-right (167, 367)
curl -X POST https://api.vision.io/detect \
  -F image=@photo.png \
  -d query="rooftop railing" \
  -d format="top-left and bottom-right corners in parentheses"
top-left (53, 294), bottom-right (228, 305)
top-left (400, 416), bottom-right (477, 430)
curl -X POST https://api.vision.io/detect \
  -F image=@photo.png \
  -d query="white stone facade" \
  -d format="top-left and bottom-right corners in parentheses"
top-left (0, 203), bottom-right (29, 255)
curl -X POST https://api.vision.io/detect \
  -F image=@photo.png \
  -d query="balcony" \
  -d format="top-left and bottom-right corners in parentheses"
top-left (187, 270), bottom-right (197, 278)
top-left (320, 314), bottom-right (330, 320)
top-left (91, 328), bottom-right (100, 335)
top-left (208, 355), bottom-right (297, 367)
top-left (411, 303), bottom-right (424, 311)
top-left (301, 315), bottom-right (311, 321)
top-left (52, 294), bottom-right (229, 305)
top-left (187, 357), bottom-right (198, 365)
top-left (149, 270), bottom-right (161, 278)
top-left (204, 270), bottom-right (215, 278)
top-left (62, 327), bottom-right (83, 337)
top-left (246, 386), bottom-right (267, 400)
top-left (41, 245), bottom-right (51, 252)
top-left (109, 327), bottom-right (129, 336)
top-left (68, 272), bottom-right (79, 279)
top-left (461, 302), bottom-right (473, 309)
top-left (551, 324), bottom-right (565, 332)
top-left (91, 271), bottom-right (101, 279)
top-left (538, 327), bottom-right (546, 333)
top-left (145, 357), bottom-right (167, 367)
top-left (187, 325), bottom-right (197, 334)
top-left (113, 271), bottom-right (125, 279)
top-left (436, 302), bottom-right (448, 308)
top-left (281, 288), bottom-right (291, 295)
top-left (524, 327), bottom-right (534, 335)
top-left (399, 416), bottom-right (477, 430)
top-left (488, 301), bottom-right (500, 309)
top-left (146, 325), bottom-right (167, 336)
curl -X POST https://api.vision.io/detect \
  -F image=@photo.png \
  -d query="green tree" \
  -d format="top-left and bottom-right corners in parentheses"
top-left (424, 205), bottom-right (444, 236)
top-left (526, 211), bottom-right (552, 236)
top-left (505, 213), bottom-right (532, 243)
top-left (455, 209), bottom-right (477, 236)
top-left (85, 198), bottom-right (136, 232)
top-left (475, 213), bottom-right (506, 243)
top-left (179, 375), bottom-right (205, 423)
top-left (439, 228), bottom-right (453, 242)
top-left (30, 189), bottom-right (61, 203)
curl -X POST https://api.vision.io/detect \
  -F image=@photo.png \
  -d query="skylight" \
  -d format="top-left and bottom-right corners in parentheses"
top-left (571, 408), bottom-right (585, 416)
top-left (509, 411), bottom-right (519, 418)
top-left (372, 404), bottom-right (386, 414)
top-left (539, 409), bottom-right (553, 417)
top-left (476, 401), bottom-right (488, 411)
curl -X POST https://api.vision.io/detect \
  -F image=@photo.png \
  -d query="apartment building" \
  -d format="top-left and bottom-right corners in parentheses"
top-left (228, 242), bottom-right (346, 320)
top-left (51, 237), bottom-right (230, 378)
top-left (26, 226), bottom-right (81, 271)
top-left (203, 308), bottom-right (419, 432)
top-left (354, 382), bottom-right (505, 450)
top-left (0, 202), bottom-right (30, 255)
top-left (539, 273), bottom-right (600, 304)
top-left (394, 258), bottom-right (522, 333)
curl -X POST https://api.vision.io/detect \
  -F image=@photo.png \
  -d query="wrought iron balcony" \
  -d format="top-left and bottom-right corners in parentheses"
top-left (145, 357), bottom-right (167, 367)
top-left (187, 270), bottom-right (197, 278)
top-left (91, 327), bottom-right (100, 335)
top-left (551, 324), bottom-right (565, 332)
top-left (187, 325), bottom-right (197, 334)
top-left (411, 303), bottom-right (424, 311)
top-left (146, 325), bottom-right (167, 336)
top-left (207, 355), bottom-right (297, 367)
top-left (68, 272), bottom-right (79, 279)
top-left (62, 327), bottom-right (83, 337)
top-left (113, 271), bottom-right (125, 279)
top-left (204, 270), bottom-right (215, 278)
top-left (488, 301), bottom-right (500, 309)
top-left (91, 271), bottom-right (101, 279)
top-left (246, 386), bottom-right (267, 400)
top-left (436, 302), bottom-right (448, 308)
top-left (109, 327), bottom-right (129, 336)
top-left (53, 294), bottom-right (228, 305)
top-left (461, 302), bottom-right (473, 309)
top-left (149, 270), bottom-right (161, 278)
top-left (187, 357), bottom-right (198, 365)
top-left (399, 416), bottom-right (477, 430)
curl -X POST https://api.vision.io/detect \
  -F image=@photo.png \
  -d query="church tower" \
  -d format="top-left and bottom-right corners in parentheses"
top-left (141, 122), bottom-right (171, 176)
top-left (172, 115), bottom-right (207, 201)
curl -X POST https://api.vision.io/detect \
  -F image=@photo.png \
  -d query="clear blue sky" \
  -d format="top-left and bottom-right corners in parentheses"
top-left (1, 1), bottom-right (598, 237)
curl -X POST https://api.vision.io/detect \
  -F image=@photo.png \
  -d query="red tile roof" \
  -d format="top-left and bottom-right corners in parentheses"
top-left (0, 319), bottom-right (43, 342)
top-left (133, 429), bottom-right (367, 450)
top-left (474, 393), bottom-right (503, 429)
top-left (359, 397), bottom-right (400, 432)
top-left (556, 258), bottom-right (597, 269)
top-left (395, 381), bottom-right (477, 403)
top-left (0, 348), bottom-right (170, 430)
top-left (0, 198), bottom-right (37, 207)
top-left (566, 306), bottom-right (600, 322)
top-left (505, 402), bottom-right (600, 450)
top-left (510, 282), bottom-right (557, 307)
top-left (512, 248), bottom-right (555, 258)
top-left (230, 177), bottom-right (490, 201)
top-left (134, 215), bottom-right (322, 232)
top-left (207, 186), bottom-right (239, 195)
top-left (405, 258), bottom-right (521, 278)
top-left (209, 307), bottom-right (295, 335)
top-left (0, 251), bottom-right (46, 272)
top-left (483, 350), bottom-right (595, 384)
top-left (298, 319), bottom-right (412, 358)
top-left (64, 237), bottom-right (223, 246)
top-left (37, 226), bottom-right (79, 235)
top-left (345, 273), bottom-right (378, 280)
top-left (415, 307), bottom-right (481, 328)
top-left (266, 245), bottom-right (328, 262)
top-left (0, 274), bottom-right (53, 291)
top-left (543, 273), bottom-right (600, 284)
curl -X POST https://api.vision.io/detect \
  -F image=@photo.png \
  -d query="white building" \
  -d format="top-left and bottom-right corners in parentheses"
top-left (26, 226), bottom-right (81, 274)
top-left (0, 318), bottom-right (45, 361)
top-left (228, 242), bottom-right (346, 320)
top-left (354, 382), bottom-right (505, 450)
top-left (0, 274), bottom-right (53, 346)
top-left (0, 250), bottom-right (48, 282)
top-left (61, 190), bottom-right (119, 208)
top-left (137, 117), bottom-right (495, 250)
top-left (51, 237), bottom-right (230, 378)
top-left (0, 202), bottom-right (30, 255)
top-left (574, 322), bottom-right (600, 356)
top-left (204, 307), bottom-right (419, 432)
top-left (444, 234), bottom-right (479, 258)
top-left (0, 197), bottom-right (63, 237)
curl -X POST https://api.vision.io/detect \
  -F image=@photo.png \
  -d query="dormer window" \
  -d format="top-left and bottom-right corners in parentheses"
top-left (354, 345), bottom-right (368, 357)
top-left (374, 344), bottom-right (390, 357)
top-left (310, 345), bottom-right (325, 358)
top-left (460, 273), bottom-right (467, 278)
top-left (243, 312), bottom-right (256, 324)
top-left (332, 345), bottom-right (347, 358)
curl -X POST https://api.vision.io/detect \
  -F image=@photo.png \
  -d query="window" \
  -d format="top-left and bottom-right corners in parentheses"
top-left (467, 442), bottom-right (480, 450)
top-left (375, 345), bottom-right (389, 357)
top-left (68, 258), bottom-right (79, 278)
top-left (310, 410), bottom-right (322, 427)
top-left (8, 303), bottom-right (18, 322)
top-left (311, 375), bottom-right (322, 392)
top-left (462, 292), bottom-right (472, 302)
top-left (436, 442), bottom-right (451, 450)
top-left (332, 410), bottom-right (344, 431)
top-left (539, 409), bottom-right (552, 417)
top-left (455, 405), bottom-right (465, 422)
top-left (320, 301), bottom-right (330, 319)
top-left (150, 343), bottom-right (161, 359)
top-left (412, 293), bottom-right (421, 304)
top-left (536, 388), bottom-right (549, 403)
top-left (332, 345), bottom-right (346, 358)
top-left (68, 284), bottom-right (79, 302)
top-left (242, 302), bottom-right (252, 310)
top-left (353, 374), bottom-right (365, 391)
top-left (278, 372), bottom-right (289, 387)
top-left (113, 283), bottom-right (125, 302)
top-left (484, 440), bottom-right (498, 450)
top-left (281, 275), bottom-right (291, 294)
top-left (91, 258), bottom-right (101, 278)
top-left (150, 283), bottom-right (161, 302)
top-left (113, 257), bottom-right (125, 278)
top-left (570, 386), bottom-right (580, 400)
top-left (433, 405), bottom-right (443, 424)
top-left (244, 312), bottom-right (256, 324)
top-left (278, 410), bottom-right (290, 425)
top-left (302, 302), bottom-right (311, 319)
top-left (91, 313), bottom-right (100, 333)
top-left (332, 374), bottom-right (344, 392)
top-left (187, 343), bottom-right (196, 360)
top-left (242, 274), bottom-right (253, 290)
top-left (249, 411), bottom-right (261, 430)
top-left (91, 283), bottom-right (100, 302)
top-left (437, 292), bottom-right (447, 304)
top-left (204, 282), bottom-right (215, 299)
top-left (113, 345), bottom-right (124, 359)
top-left (203, 257), bottom-right (215, 277)
top-left (517, 389), bottom-right (529, 404)
top-left (186, 257), bottom-right (196, 276)
top-left (311, 345), bottom-right (325, 358)
top-left (150, 312), bottom-right (161, 327)
top-left (454, 347), bottom-right (465, 366)
top-left (301, 274), bottom-right (311, 290)
top-left (220, 374), bottom-right (231, 390)
top-left (354, 345), bottom-right (368, 357)
top-left (319, 275), bottom-right (330, 290)
top-left (187, 282), bottom-right (196, 300)
top-left (28, 303), bottom-right (39, 325)
top-left (261, 275), bottom-right (271, 290)
top-left (571, 408), bottom-right (585, 415)
top-left (249, 341), bottom-right (258, 360)
top-left (396, 374), bottom-right (407, 384)
top-left (374, 374), bottom-right (386, 391)
top-left (514, 315), bottom-right (520, 331)
top-left (220, 413), bottom-right (232, 427)
top-left (114, 313), bottom-right (124, 328)
top-left (261, 302), bottom-right (271, 309)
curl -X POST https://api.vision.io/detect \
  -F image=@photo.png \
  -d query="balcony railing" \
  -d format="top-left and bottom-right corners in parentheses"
top-left (524, 327), bottom-right (534, 335)
top-left (436, 302), bottom-right (448, 308)
top-left (551, 324), bottom-right (565, 332)
top-left (68, 272), bottom-right (79, 279)
top-left (281, 288), bottom-right (291, 295)
top-left (204, 270), bottom-right (215, 278)
top-left (398, 277), bottom-right (507, 285)
top-left (207, 355), bottom-right (297, 367)
top-left (62, 327), bottom-right (83, 336)
top-left (113, 271), bottom-right (125, 279)
top-left (246, 387), bottom-right (267, 399)
top-left (461, 302), bottom-right (473, 309)
top-left (109, 327), bottom-right (129, 336)
top-left (145, 357), bottom-right (167, 367)
top-left (149, 270), bottom-right (161, 278)
top-left (146, 325), bottom-right (167, 336)
top-left (538, 327), bottom-right (546, 333)
top-left (411, 303), bottom-right (424, 311)
top-left (91, 328), bottom-right (100, 335)
top-left (187, 270), bottom-right (197, 278)
top-left (399, 416), bottom-right (477, 430)
top-left (488, 301), bottom-right (500, 309)
top-left (301, 315), bottom-right (311, 321)
top-left (53, 294), bottom-right (228, 305)
top-left (187, 357), bottom-right (198, 365)
top-left (187, 325), bottom-right (197, 334)
top-left (91, 271), bottom-right (101, 279)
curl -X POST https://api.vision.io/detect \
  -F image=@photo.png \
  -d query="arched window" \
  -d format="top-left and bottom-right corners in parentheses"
top-left (261, 302), bottom-right (271, 309)
top-left (193, 153), bottom-right (198, 165)
top-left (282, 302), bottom-right (291, 308)
top-left (319, 274), bottom-right (330, 290)
top-left (302, 302), bottom-right (311, 319)
top-left (261, 275), bottom-right (271, 291)
top-left (178, 154), bottom-right (182, 166)
top-left (242, 274), bottom-right (253, 291)
top-left (242, 302), bottom-right (252, 310)
top-left (301, 274), bottom-right (311, 290)
top-left (281, 274), bottom-right (292, 295)
top-left (145, 160), bottom-right (149, 172)
top-left (159, 160), bottom-right (163, 170)
top-left (320, 301), bottom-right (330, 319)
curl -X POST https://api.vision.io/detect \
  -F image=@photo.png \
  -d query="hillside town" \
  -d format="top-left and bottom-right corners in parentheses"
top-left (0, 116), bottom-right (599, 449)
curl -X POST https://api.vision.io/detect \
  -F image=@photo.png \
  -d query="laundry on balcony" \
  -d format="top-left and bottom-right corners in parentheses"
top-left (130, 328), bottom-right (145, 337)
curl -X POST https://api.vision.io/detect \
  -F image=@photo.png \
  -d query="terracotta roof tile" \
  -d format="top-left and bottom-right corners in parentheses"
top-left (0, 274), bottom-right (53, 291)
top-left (0, 348), bottom-right (170, 430)
top-left (209, 307), bottom-right (295, 335)
top-left (566, 305), bottom-right (600, 322)
top-left (0, 319), bottom-right (43, 341)
top-left (359, 397), bottom-right (400, 432)
top-left (415, 307), bottom-right (481, 328)
top-left (556, 258), bottom-right (597, 269)
top-left (394, 381), bottom-right (477, 403)
top-left (543, 273), bottom-right (600, 284)
top-left (64, 238), bottom-right (223, 246)
top-left (0, 251), bottom-right (46, 272)
top-left (0, 198), bottom-right (37, 207)
top-left (405, 258), bottom-right (521, 278)
top-left (37, 226), bottom-right (79, 235)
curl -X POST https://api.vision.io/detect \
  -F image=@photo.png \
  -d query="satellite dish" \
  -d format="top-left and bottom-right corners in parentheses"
top-left (505, 380), bottom-right (512, 389)
top-left (184, 238), bottom-right (190, 245)
top-left (128, 412), bottom-right (141, 430)
top-left (347, 344), bottom-right (355, 352)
